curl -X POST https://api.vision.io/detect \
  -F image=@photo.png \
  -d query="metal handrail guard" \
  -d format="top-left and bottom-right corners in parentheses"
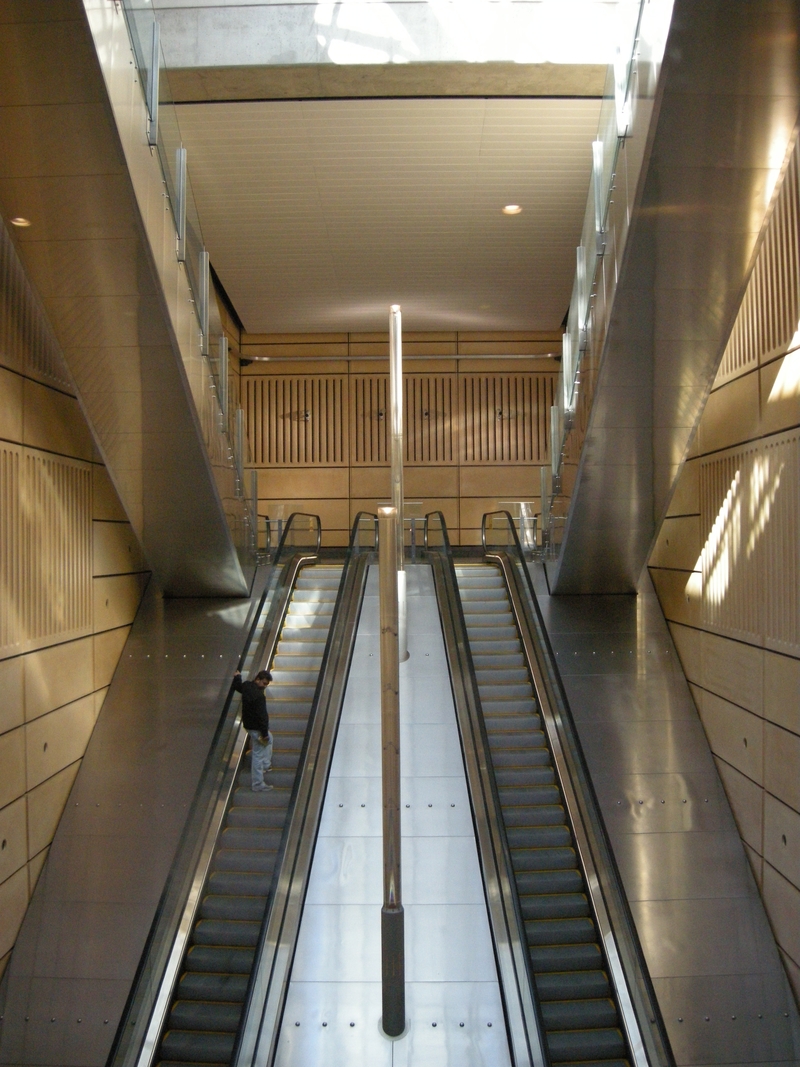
top-left (425, 511), bottom-right (548, 1067)
top-left (482, 510), bottom-right (674, 1067)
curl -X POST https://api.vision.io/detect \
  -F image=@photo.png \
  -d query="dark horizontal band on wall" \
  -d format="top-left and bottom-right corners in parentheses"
top-left (167, 61), bottom-right (608, 103)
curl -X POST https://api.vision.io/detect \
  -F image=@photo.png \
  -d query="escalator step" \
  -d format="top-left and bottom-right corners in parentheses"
top-left (477, 683), bottom-right (532, 701)
top-left (517, 869), bottom-right (584, 895)
top-left (159, 1061), bottom-right (227, 1067)
top-left (495, 767), bottom-right (555, 787)
top-left (525, 916), bottom-right (597, 946)
top-left (227, 808), bottom-right (286, 829)
top-left (503, 804), bottom-right (566, 827)
top-left (511, 846), bottom-right (577, 872)
top-left (472, 653), bottom-right (525, 668)
top-left (535, 969), bottom-right (612, 1002)
top-left (491, 748), bottom-right (551, 768)
top-left (230, 789), bottom-right (288, 809)
top-left (531, 942), bottom-right (603, 972)
top-left (507, 825), bottom-right (572, 849)
top-left (177, 973), bottom-right (249, 1002)
top-left (484, 715), bottom-right (542, 732)
top-left (546, 1025), bottom-right (627, 1062)
top-left (185, 946), bottom-right (255, 974)
top-left (482, 699), bottom-right (538, 716)
top-left (541, 997), bottom-right (619, 1032)
top-left (486, 730), bottom-right (546, 750)
top-left (215, 850), bottom-right (276, 875)
top-left (520, 893), bottom-right (589, 920)
top-left (499, 786), bottom-right (560, 807)
top-left (168, 1000), bottom-right (242, 1033)
top-left (200, 894), bottom-right (267, 922)
top-left (193, 919), bottom-right (261, 948)
top-left (160, 1030), bottom-right (235, 1064)
top-left (220, 826), bottom-right (281, 850)
top-left (208, 871), bottom-right (273, 895)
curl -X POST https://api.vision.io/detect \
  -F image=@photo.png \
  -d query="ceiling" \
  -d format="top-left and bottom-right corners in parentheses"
top-left (175, 96), bottom-right (601, 333)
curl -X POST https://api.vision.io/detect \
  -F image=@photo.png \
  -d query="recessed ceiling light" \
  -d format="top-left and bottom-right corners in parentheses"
top-left (502, 205), bottom-right (522, 215)
top-left (10, 217), bottom-right (31, 227)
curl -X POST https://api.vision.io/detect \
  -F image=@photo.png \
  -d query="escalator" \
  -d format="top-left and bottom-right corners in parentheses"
top-left (427, 510), bottom-right (673, 1067)
top-left (158, 564), bottom-right (343, 1066)
top-left (454, 561), bottom-right (627, 1066)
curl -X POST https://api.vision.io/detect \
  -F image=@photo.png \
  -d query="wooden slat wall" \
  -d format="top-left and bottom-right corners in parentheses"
top-left (0, 446), bottom-right (92, 657)
top-left (715, 140), bottom-right (800, 386)
top-left (244, 360), bottom-right (558, 545)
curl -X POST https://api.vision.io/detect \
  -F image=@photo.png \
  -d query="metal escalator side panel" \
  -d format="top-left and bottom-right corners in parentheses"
top-left (429, 550), bottom-right (548, 1067)
top-left (233, 551), bottom-right (370, 1067)
top-left (481, 553), bottom-right (674, 1067)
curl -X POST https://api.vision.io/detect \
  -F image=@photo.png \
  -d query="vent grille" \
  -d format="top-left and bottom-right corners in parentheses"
top-left (404, 376), bottom-right (457, 464)
top-left (1, 446), bottom-right (92, 656)
top-left (716, 139), bottom-right (800, 385)
top-left (351, 376), bottom-right (389, 465)
top-left (461, 375), bottom-right (553, 463)
top-left (243, 376), bottom-right (347, 466)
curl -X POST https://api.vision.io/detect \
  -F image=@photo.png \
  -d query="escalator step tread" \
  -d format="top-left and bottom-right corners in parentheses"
top-left (168, 1000), bottom-right (242, 1033)
top-left (200, 894), bottom-right (267, 921)
top-left (511, 845), bottom-right (577, 871)
top-left (545, 1025), bottom-right (627, 1061)
top-left (495, 768), bottom-right (555, 786)
top-left (185, 946), bottom-right (255, 973)
top-left (227, 808), bottom-right (286, 829)
top-left (525, 916), bottom-right (598, 946)
top-left (530, 942), bottom-right (603, 972)
top-left (160, 1031), bottom-right (235, 1063)
top-left (192, 919), bottom-right (261, 947)
top-left (220, 826), bottom-right (282, 850)
top-left (177, 973), bottom-right (249, 1002)
top-left (499, 786), bottom-right (561, 807)
top-left (518, 869), bottom-right (585, 895)
top-left (504, 804), bottom-right (566, 827)
top-left (521, 893), bottom-right (589, 920)
top-left (507, 825), bottom-right (573, 848)
top-left (541, 997), bottom-right (619, 1032)
top-left (535, 970), bottom-right (613, 1002)
top-left (214, 850), bottom-right (276, 874)
top-left (492, 748), bottom-right (552, 768)
top-left (208, 871), bottom-right (273, 894)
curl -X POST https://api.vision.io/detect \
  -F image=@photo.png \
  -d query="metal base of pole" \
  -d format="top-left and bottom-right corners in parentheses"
top-left (380, 906), bottom-right (405, 1038)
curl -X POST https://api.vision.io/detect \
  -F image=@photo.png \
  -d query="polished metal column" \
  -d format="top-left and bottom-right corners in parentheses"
top-left (389, 305), bottom-right (409, 661)
top-left (378, 505), bottom-right (405, 1038)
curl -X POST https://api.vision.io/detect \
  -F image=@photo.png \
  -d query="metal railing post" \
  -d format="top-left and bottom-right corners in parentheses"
top-left (389, 304), bottom-right (408, 661)
top-left (378, 505), bottom-right (405, 1038)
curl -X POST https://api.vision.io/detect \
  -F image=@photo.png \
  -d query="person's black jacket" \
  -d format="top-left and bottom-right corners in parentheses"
top-left (232, 675), bottom-right (270, 735)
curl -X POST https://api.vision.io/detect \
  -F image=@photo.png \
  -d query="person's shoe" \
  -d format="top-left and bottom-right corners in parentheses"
top-left (252, 783), bottom-right (272, 792)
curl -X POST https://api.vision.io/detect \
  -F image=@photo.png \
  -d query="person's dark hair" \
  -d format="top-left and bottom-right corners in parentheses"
top-left (254, 669), bottom-right (272, 683)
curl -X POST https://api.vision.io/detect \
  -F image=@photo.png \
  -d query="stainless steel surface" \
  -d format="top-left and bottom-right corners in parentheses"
top-left (388, 309), bottom-right (408, 661)
top-left (488, 551), bottom-right (651, 1067)
top-left (0, 577), bottom-right (268, 1067)
top-left (0, 2), bottom-right (248, 595)
top-left (429, 519), bottom-right (546, 1067)
top-left (535, 565), bottom-right (800, 1066)
top-left (552, 0), bottom-right (800, 593)
top-left (237, 544), bottom-right (368, 1067)
top-left (274, 564), bottom-right (512, 1067)
top-left (378, 506), bottom-right (405, 1036)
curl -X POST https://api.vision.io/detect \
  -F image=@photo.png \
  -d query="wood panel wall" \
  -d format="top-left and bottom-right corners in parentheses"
top-left (240, 350), bottom-right (558, 546)
top-left (648, 135), bottom-right (800, 1004)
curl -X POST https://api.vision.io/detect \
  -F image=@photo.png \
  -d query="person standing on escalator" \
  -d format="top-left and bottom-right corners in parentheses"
top-left (233, 669), bottom-right (274, 792)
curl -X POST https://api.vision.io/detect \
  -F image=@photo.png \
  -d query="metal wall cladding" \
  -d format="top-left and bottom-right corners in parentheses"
top-left (716, 139), bottom-right (800, 386)
top-left (243, 376), bottom-right (348, 466)
top-left (0, 222), bottom-right (72, 391)
top-left (700, 430), bottom-right (799, 654)
top-left (0, 444), bottom-right (92, 657)
top-left (245, 372), bottom-right (554, 468)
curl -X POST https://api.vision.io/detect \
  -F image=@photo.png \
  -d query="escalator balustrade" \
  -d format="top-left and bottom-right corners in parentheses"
top-left (455, 563), bottom-right (630, 1067)
top-left (158, 565), bottom-right (343, 1067)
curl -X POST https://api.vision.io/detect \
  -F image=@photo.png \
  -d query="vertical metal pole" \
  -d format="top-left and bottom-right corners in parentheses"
top-left (250, 468), bottom-right (258, 553)
top-left (378, 506), bottom-right (405, 1038)
top-left (389, 304), bottom-right (408, 661)
top-left (147, 21), bottom-right (160, 147)
top-left (176, 146), bottom-right (187, 262)
top-left (219, 334), bottom-right (229, 420)
top-left (199, 248), bottom-right (210, 355)
top-left (235, 408), bottom-right (245, 497)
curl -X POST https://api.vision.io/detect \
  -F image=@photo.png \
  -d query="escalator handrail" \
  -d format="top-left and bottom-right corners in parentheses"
top-left (231, 513), bottom-right (375, 1067)
top-left (425, 511), bottom-right (549, 1067)
top-left (482, 511), bottom-right (674, 1067)
top-left (106, 512), bottom-right (321, 1067)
